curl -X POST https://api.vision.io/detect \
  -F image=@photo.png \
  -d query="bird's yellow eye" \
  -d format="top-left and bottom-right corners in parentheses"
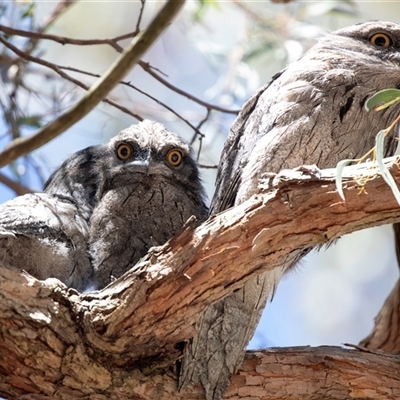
top-left (369, 33), bottom-right (393, 48)
top-left (166, 149), bottom-right (183, 167)
top-left (116, 143), bottom-right (133, 160)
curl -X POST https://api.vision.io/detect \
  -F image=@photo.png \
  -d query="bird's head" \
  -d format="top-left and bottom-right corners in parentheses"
top-left (334, 20), bottom-right (400, 61)
top-left (97, 120), bottom-right (206, 202)
top-left (310, 21), bottom-right (400, 78)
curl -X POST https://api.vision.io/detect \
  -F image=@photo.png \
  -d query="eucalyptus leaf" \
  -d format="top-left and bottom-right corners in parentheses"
top-left (335, 158), bottom-right (355, 200)
top-left (17, 115), bottom-right (42, 129)
top-left (22, 2), bottom-right (35, 19)
top-left (375, 97), bottom-right (400, 112)
top-left (365, 88), bottom-right (400, 112)
top-left (375, 128), bottom-right (400, 205)
top-left (194, 0), bottom-right (219, 21)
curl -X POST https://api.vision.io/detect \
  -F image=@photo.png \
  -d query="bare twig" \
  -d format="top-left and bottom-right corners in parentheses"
top-left (0, 24), bottom-right (138, 53)
top-left (191, 108), bottom-right (210, 147)
top-left (38, 1), bottom-right (78, 34)
top-left (0, 173), bottom-right (34, 196)
top-left (193, 110), bottom-right (211, 159)
top-left (58, 65), bottom-right (204, 133)
top-left (25, 0), bottom-right (77, 53)
top-left (138, 61), bottom-right (240, 114)
top-left (0, 36), bottom-right (143, 121)
top-left (0, 25), bottom-right (240, 115)
top-left (0, 1), bottom-right (80, 143)
top-left (198, 163), bottom-right (218, 169)
top-left (0, 0), bottom-right (186, 168)
top-left (135, 0), bottom-right (146, 33)
top-left (125, 81), bottom-right (203, 133)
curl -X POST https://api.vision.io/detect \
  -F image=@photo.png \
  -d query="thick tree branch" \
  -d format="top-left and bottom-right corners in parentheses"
top-left (1, 159), bottom-right (400, 398)
top-left (0, 0), bottom-right (185, 168)
top-left (2, 328), bottom-right (397, 400)
top-left (225, 347), bottom-right (400, 400)
top-left (75, 158), bottom-right (400, 363)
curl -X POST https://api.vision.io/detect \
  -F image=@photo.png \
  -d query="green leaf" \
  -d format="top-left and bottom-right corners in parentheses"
top-left (375, 128), bottom-right (400, 206)
top-left (335, 158), bottom-right (355, 200)
top-left (194, 0), bottom-right (219, 22)
top-left (22, 2), bottom-right (35, 19)
top-left (17, 115), bottom-right (42, 129)
top-left (365, 88), bottom-right (400, 112)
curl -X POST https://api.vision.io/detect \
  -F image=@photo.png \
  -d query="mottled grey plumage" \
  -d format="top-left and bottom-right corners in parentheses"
top-left (0, 193), bottom-right (92, 291)
top-left (0, 140), bottom-right (107, 291)
top-left (44, 145), bottom-right (102, 224)
top-left (89, 120), bottom-right (208, 289)
top-left (0, 120), bottom-right (207, 293)
top-left (180, 21), bottom-right (400, 399)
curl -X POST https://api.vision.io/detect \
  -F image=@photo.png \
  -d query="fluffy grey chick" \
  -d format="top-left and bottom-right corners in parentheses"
top-left (0, 120), bottom-right (206, 292)
top-left (0, 144), bottom-right (105, 291)
top-left (89, 120), bottom-right (208, 289)
top-left (44, 145), bottom-right (102, 224)
top-left (180, 20), bottom-right (400, 400)
top-left (0, 192), bottom-right (91, 291)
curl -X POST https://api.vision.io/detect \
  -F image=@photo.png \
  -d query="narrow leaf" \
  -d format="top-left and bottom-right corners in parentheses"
top-left (375, 129), bottom-right (400, 205)
top-left (335, 159), bottom-right (355, 200)
top-left (375, 97), bottom-right (400, 112)
top-left (22, 3), bottom-right (35, 19)
top-left (365, 88), bottom-right (400, 112)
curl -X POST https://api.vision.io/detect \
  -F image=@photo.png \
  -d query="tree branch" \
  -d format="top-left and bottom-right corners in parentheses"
top-left (24, 0), bottom-right (78, 54)
top-left (137, 61), bottom-right (240, 115)
top-left (0, 23), bottom-right (240, 116)
top-left (225, 347), bottom-right (400, 400)
top-left (76, 158), bottom-right (400, 363)
top-left (57, 64), bottom-right (205, 134)
top-left (1, 158), bottom-right (400, 398)
top-left (0, 173), bottom-right (33, 195)
top-left (0, 35), bottom-right (143, 121)
top-left (0, 17), bottom-right (140, 52)
top-left (360, 277), bottom-right (400, 352)
top-left (0, 0), bottom-right (185, 168)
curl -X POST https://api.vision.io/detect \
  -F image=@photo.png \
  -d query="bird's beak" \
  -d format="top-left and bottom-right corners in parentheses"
top-left (125, 157), bottom-right (171, 177)
top-left (126, 159), bottom-right (150, 175)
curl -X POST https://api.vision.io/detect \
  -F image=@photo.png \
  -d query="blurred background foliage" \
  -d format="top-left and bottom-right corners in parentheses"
top-left (0, 0), bottom-right (399, 349)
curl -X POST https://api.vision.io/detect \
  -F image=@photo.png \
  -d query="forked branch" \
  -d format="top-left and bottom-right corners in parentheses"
top-left (0, 159), bottom-right (400, 398)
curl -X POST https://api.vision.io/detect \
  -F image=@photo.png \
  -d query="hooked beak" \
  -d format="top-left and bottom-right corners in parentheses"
top-left (126, 159), bottom-right (171, 177)
top-left (127, 159), bottom-right (150, 175)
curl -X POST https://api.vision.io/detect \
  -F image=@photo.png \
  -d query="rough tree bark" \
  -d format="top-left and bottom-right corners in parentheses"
top-left (1, 158), bottom-right (400, 399)
top-left (360, 270), bottom-right (400, 353)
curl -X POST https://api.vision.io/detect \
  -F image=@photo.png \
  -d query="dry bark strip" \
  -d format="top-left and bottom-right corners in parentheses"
top-left (360, 278), bottom-right (400, 352)
top-left (360, 224), bottom-right (400, 353)
top-left (1, 158), bottom-right (400, 398)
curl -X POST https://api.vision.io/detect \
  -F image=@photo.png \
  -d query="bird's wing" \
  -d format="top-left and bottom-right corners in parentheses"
top-left (0, 193), bottom-right (85, 238)
top-left (179, 269), bottom-right (283, 400)
top-left (0, 194), bottom-right (60, 236)
top-left (181, 21), bottom-right (400, 400)
top-left (0, 193), bottom-right (91, 290)
top-left (44, 145), bottom-right (103, 222)
top-left (210, 71), bottom-right (285, 214)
